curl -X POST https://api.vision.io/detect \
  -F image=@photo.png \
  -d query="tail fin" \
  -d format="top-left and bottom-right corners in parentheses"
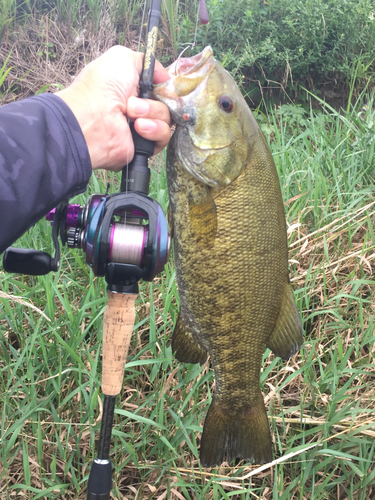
top-left (199, 396), bottom-right (272, 467)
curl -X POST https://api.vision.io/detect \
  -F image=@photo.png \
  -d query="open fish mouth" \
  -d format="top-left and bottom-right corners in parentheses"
top-left (168, 46), bottom-right (215, 78)
top-left (152, 46), bottom-right (215, 104)
top-left (153, 46), bottom-right (234, 186)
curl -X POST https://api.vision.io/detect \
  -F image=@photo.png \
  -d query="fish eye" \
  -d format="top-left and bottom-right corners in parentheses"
top-left (218, 95), bottom-right (234, 113)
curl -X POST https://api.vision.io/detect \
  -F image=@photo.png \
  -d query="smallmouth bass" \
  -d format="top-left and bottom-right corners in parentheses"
top-left (153, 47), bottom-right (303, 466)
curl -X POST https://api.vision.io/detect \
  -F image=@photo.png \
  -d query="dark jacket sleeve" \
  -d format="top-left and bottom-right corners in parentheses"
top-left (0, 93), bottom-right (92, 254)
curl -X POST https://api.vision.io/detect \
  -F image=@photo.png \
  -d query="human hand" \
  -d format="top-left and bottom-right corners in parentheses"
top-left (56, 45), bottom-right (171, 171)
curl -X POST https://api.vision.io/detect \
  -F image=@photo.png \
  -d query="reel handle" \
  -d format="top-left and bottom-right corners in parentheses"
top-left (3, 247), bottom-right (58, 275)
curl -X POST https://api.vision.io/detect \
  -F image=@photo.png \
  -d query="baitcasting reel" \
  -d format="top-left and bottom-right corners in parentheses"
top-left (3, 191), bottom-right (170, 292)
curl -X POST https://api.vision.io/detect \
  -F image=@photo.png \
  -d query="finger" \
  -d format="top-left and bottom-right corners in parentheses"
top-left (127, 96), bottom-right (171, 125)
top-left (134, 118), bottom-right (171, 155)
top-left (154, 60), bottom-right (171, 83)
top-left (128, 51), bottom-right (170, 83)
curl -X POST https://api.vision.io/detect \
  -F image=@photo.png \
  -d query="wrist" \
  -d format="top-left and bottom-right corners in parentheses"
top-left (56, 86), bottom-right (98, 168)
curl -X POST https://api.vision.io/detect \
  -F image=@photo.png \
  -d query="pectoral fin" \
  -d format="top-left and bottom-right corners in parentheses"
top-left (188, 185), bottom-right (217, 249)
top-left (266, 284), bottom-right (303, 360)
top-left (172, 311), bottom-right (207, 365)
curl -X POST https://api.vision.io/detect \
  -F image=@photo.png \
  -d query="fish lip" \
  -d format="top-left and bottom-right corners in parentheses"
top-left (152, 46), bottom-right (215, 113)
top-left (169, 46), bottom-right (214, 77)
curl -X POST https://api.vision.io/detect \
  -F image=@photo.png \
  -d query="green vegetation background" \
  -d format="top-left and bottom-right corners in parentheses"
top-left (1, 0), bottom-right (375, 499)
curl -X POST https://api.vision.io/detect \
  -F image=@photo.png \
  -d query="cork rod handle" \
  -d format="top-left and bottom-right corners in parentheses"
top-left (102, 292), bottom-right (136, 396)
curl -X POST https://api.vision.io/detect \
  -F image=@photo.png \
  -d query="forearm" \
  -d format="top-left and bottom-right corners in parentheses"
top-left (0, 93), bottom-right (92, 253)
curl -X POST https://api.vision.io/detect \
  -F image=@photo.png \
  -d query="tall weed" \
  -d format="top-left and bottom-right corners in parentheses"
top-left (85, 0), bottom-right (102, 32)
top-left (109, 0), bottom-right (144, 44)
top-left (55, 0), bottom-right (83, 26)
top-left (0, 0), bottom-right (17, 41)
top-left (161, 0), bottom-right (180, 58)
top-left (0, 49), bottom-right (15, 98)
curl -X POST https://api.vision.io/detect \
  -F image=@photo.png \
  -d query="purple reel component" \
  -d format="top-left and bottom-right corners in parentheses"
top-left (66, 205), bottom-right (82, 228)
top-left (46, 204), bottom-right (82, 228)
top-left (45, 208), bottom-right (56, 224)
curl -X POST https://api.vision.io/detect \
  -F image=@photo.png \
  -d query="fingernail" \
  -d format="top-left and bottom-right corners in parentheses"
top-left (137, 118), bottom-right (157, 132)
top-left (130, 98), bottom-right (150, 115)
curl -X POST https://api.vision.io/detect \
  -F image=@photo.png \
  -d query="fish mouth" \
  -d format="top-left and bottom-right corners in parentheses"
top-left (153, 47), bottom-right (233, 187)
top-left (168, 46), bottom-right (214, 77)
top-left (152, 46), bottom-right (215, 104)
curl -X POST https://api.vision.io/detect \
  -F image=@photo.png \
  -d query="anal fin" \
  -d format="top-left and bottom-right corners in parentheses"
top-left (172, 311), bottom-right (207, 365)
top-left (266, 283), bottom-right (303, 360)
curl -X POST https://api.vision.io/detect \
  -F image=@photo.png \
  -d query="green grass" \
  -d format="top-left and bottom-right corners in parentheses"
top-left (1, 0), bottom-right (375, 495)
top-left (1, 94), bottom-right (375, 498)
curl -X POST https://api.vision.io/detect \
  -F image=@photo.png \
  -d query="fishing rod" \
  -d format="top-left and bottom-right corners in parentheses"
top-left (86, 1), bottom-right (165, 498)
top-left (3, 1), bottom-right (209, 498)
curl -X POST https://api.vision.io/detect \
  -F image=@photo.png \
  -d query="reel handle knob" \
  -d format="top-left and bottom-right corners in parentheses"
top-left (3, 247), bottom-right (58, 275)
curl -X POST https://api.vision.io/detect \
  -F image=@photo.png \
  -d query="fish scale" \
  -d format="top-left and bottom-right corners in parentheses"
top-left (153, 46), bottom-right (303, 466)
